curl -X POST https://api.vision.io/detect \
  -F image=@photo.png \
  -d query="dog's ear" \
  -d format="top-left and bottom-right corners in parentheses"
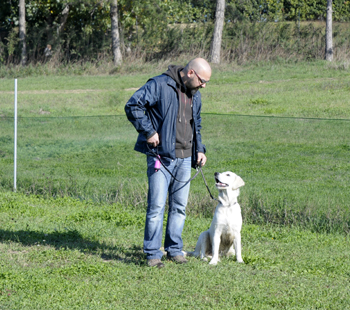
top-left (232, 175), bottom-right (245, 189)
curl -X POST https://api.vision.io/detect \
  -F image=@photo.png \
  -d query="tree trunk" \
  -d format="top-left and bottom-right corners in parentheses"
top-left (210, 0), bottom-right (225, 64)
top-left (19, 0), bottom-right (27, 66)
top-left (325, 0), bottom-right (333, 61)
top-left (110, 0), bottom-right (122, 66)
top-left (57, 4), bottom-right (70, 36)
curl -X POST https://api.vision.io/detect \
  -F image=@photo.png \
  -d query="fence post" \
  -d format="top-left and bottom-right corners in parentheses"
top-left (14, 79), bottom-right (17, 192)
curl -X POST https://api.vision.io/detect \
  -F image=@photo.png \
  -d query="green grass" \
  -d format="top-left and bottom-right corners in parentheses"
top-left (0, 192), bottom-right (349, 309)
top-left (1, 60), bottom-right (350, 118)
top-left (1, 60), bottom-right (350, 308)
top-left (1, 113), bottom-right (349, 233)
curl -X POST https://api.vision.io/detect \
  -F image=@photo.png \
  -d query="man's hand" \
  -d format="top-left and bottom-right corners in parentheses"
top-left (197, 152), bottom-right (207, 167)
top-left (147, 133), bottom-right (160, 147)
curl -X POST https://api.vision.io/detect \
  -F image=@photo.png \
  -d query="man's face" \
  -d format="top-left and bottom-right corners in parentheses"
top-left (186, 69), bottom-right (211, 95)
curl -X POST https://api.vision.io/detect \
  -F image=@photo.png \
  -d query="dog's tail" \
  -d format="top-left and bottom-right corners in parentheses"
top-left (184, 230), bottom-right (210, 258)
top-left (183, 250), bottom-right (198, 257)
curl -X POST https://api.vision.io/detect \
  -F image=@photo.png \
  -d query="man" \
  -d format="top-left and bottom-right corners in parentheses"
top-left (125, 58), bottom-right (212, 268)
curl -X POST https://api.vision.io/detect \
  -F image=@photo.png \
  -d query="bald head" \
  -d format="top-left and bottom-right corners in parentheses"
top-left (184, 58), bottom-right (212, 79)
top-left (181, 58), bottom-right (212, 92)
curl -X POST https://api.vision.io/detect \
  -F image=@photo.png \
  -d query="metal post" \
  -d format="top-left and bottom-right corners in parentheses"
top-left (14, 79), bottom-right (17, 192)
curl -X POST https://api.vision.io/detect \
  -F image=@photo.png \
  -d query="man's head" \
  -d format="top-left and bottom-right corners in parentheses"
top-left (181, 58), bottom-right (212, 95)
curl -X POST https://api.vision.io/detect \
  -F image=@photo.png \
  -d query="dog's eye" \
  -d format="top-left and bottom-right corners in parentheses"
top-left (226, 174), bottom-right (230, 176)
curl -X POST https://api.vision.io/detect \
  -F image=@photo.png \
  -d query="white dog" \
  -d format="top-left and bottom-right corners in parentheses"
top-left (189, 171), bottom-right (245, 265)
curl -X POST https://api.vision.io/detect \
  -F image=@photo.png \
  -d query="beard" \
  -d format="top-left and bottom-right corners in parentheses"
top-left (190, 87), bottom-right (199, 96)
top-left (185, 78), bottom-right (201, 95)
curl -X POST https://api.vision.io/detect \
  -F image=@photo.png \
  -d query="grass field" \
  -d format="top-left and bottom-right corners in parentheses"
top-left (0, 60), bottom-right (350, 309)
top-left (1, 60), bottom-right (350, 118)
top-left (0, 192), bottom-right (349, 309)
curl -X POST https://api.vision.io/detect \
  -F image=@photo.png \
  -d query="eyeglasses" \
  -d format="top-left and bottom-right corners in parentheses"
top-left (193, 70), bottom-right (209, 85)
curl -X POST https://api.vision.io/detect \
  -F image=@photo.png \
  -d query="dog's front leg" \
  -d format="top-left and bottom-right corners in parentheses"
top-left (209, 231), bottom-right (221, 265)
top-left (234, 232), bottom-right (244, 263)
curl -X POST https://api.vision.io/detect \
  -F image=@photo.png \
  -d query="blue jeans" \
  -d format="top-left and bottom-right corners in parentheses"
top-left (144, 155), bottom-right (191, 260)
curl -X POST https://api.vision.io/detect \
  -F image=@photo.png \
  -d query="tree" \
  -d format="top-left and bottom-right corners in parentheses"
top-left (57, 4), bottom-right (70, 36)
top-left (19, 0), bottom-right (27, 66)
top-left (110, 0), bottom-right (122, 66)
top-left (210, 0), bottom-right (225, 64)
top-left (325, 0), bottom-right (333, 61)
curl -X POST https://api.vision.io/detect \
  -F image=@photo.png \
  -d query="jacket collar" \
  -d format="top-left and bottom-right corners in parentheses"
top-left (164, 75), bottom-right (200, 102)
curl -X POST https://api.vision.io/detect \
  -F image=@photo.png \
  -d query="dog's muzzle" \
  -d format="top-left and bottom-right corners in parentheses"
top-left (215, 175), bottom-right (228, 188)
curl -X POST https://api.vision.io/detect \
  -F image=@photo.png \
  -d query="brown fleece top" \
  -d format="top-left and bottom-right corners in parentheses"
top-left (163, 65), bottom-right (193, 158)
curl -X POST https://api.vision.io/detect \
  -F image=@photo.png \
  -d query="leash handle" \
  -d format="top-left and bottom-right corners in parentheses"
top-left (147, 144), bottom-right (191, 183)
top-left (154, 155), bottom-right (161, 172)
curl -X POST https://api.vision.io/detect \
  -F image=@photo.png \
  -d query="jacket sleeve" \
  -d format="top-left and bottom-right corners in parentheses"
top-left (191, 93), bottom-right (206, 168)
top-left (124, 79), bottom-right (159, 139)
top-left (194, 94), bottom-right (206, 154)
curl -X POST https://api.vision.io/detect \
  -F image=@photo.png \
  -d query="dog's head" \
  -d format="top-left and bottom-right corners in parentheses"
top-left (214, 171), bottom-right (245, 191)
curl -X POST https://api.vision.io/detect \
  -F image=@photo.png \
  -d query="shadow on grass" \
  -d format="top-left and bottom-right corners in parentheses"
top-left (0, 229), bottom-right (146, 266)
top-left (101, 246), bottom-right (146, 266)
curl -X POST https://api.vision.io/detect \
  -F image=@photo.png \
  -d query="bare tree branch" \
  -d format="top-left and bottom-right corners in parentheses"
top-left (57, 4), bottom-right (70, 36)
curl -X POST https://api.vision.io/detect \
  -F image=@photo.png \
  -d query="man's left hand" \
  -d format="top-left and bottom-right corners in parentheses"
top-left (197, 152), bottom-right (207, 167)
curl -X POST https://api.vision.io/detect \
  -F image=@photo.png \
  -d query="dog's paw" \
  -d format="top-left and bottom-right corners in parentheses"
top-left (237, 259), bottom-right (245, 263)
top-left (202, 257), bottom-right (208, 262)
top-left (209, 259), bottom-right (219, 265)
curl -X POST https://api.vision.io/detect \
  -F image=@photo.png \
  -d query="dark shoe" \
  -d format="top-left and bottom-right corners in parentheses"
top-left (168, 255), bottom-right (188, 264)
top-left (147, 259), bottom-right (165, 269)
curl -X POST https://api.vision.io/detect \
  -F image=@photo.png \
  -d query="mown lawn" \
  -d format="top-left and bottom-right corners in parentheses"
top-left (1, 113), bottom-right (349, 233)
top-left (1, 60), bottom-right (350, 118)
top-left (0, 192), bottom-right (349, 309)
top-left (0, 60), bottom-right (350, 309)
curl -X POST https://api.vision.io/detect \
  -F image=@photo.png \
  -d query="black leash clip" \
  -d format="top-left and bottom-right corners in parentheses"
top-left (195, 160), bottom-right (203, 171)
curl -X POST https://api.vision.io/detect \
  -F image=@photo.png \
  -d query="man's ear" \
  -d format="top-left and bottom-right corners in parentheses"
top-left (232, 175), bottom-right (245, 190)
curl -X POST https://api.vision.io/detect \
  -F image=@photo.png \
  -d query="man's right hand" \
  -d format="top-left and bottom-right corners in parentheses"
top-left (147, 132), bottom-right (160, 147)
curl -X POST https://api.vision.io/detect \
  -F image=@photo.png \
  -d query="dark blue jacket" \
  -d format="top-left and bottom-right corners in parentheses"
top-left (125, 74), bottom-right (206, 168)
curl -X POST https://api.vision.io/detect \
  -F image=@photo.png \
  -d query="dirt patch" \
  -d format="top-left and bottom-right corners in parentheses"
top-left (0, 88), bottom-right (140, 94)
top-left (30, 108), bottom-right (50, 115)
top-left (124, 87), bottom-right (140, 91)
top-left (0, 89), bottom-right (105, 95)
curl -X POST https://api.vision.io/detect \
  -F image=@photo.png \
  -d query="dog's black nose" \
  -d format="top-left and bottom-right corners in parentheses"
top-left (214, 172), bottom-right (219, 177)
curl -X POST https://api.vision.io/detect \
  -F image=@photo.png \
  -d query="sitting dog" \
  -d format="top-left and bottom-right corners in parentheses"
top-left (189, 171), bottom-right (245, 265)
